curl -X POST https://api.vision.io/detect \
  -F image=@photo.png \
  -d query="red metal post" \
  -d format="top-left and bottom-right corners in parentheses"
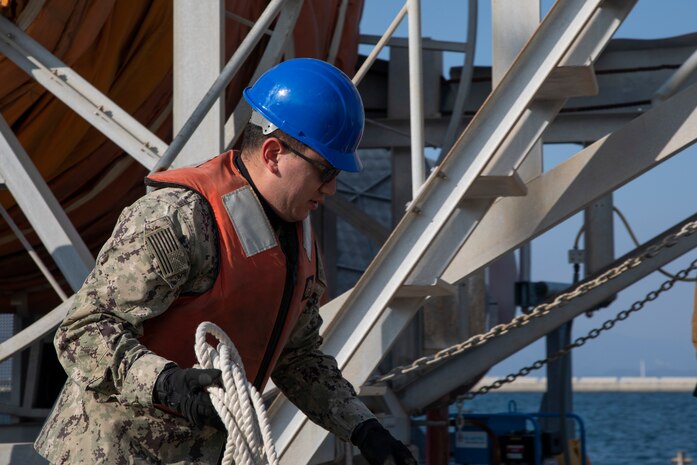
top-left (426, 406), bottom-right (450, 465)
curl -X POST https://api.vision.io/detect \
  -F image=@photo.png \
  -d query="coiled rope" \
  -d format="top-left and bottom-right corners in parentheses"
top-left (194, 321), bottom-right (278, 465)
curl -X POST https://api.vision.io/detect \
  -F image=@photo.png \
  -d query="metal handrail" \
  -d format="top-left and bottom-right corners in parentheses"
top-left (353, 3), bottom-right (409, 86)
top-left (407, 0), bottom-right (425, 195)
top-left (653, 47), bottom-right (697, 104)
top-left (354, 1), bottom-right (478, 196)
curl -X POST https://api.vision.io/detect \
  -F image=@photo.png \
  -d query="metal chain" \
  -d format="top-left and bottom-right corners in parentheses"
top-left (458, 255), bottom-right (697, 402)
top-left (367, 218), bottom-right (697, 386)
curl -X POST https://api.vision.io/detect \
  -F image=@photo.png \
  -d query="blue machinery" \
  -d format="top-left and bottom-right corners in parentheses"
top-left (414, 407), bottom-right (587, 465)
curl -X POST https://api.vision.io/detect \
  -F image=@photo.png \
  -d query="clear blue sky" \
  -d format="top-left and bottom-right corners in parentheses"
top-left (359, 1), bottom-right (697, 377)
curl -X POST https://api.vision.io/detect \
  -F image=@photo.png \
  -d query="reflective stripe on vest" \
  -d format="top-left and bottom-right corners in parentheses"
top-left (141, 151), bottom-right (317, 389)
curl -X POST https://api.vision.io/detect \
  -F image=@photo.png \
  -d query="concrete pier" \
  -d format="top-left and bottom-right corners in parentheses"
top-left (473, 376), bottom-right (697, 392)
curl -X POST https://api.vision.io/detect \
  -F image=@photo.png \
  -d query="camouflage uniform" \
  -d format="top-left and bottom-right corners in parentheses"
top-left (34, 187), bottom-right (375, 464)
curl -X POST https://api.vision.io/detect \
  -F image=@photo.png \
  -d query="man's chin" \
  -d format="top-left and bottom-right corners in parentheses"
top-left (289, 211), bottom-right (310, 223)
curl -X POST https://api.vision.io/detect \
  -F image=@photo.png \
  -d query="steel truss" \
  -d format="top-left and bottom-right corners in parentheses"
top-left (0, 1), bottom-right (696, 464)
top-left (269, 2), bottom-right (644, 462)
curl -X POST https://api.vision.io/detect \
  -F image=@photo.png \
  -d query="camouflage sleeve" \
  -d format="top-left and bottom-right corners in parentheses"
top-left (270, 255), bottom-right (375, 442)
top-left (54, 188), bottom-right (217, 407)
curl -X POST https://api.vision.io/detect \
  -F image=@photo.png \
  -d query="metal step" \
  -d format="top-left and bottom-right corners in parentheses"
top-left (465, 173), bottom-right (527, 199)
top-left (395, 278), bottom-right (456, 298)
top-left (536, 65), bottom-right (598, 100)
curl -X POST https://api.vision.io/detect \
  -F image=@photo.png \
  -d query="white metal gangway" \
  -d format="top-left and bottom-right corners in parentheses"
top-left (1, 1), bottom-right (697, 464)
top-left (267, 1), bottom-right (697, 463)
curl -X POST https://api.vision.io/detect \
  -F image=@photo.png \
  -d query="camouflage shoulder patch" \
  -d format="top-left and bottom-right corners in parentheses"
top-left (144, 219), bottom-right (189, 285)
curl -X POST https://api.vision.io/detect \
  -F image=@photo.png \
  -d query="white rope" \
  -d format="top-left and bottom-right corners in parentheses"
top-left (194, 321), bottom-right (279, 465)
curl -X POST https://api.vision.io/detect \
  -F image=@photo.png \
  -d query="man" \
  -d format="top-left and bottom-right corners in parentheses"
top-left (34, 58), bottom-right (417, 465)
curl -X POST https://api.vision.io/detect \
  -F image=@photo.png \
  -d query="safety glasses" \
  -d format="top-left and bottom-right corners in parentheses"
top-left (279, 141), bottom-right (341, 184)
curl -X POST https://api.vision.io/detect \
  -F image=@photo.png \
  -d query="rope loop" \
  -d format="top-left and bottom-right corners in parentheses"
top-left (194, 322), bottom-right (278, 465)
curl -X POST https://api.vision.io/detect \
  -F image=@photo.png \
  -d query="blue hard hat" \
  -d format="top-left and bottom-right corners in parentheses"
top-left (243, 58), bottom-right (364, 172)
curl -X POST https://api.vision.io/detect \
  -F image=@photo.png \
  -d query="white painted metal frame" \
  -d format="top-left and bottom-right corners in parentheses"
top-left (408, 0), bottom-right (632, 287)
top-left (386, 78), bottom-right (697, 408)
top-left (0, 298), bottom-right (74, 364)
top-left (362, 0), bottom-right (607, 367)
top-left (155, 0), bottom-right (290, 171)
top-left (172, 0), bottom-right (225, 167)
top-left (275, 73), bottom-right (696, 464)
top-left (653, 46), bottom-right (697, 104)
top-left (407, 0), bottom-right (425, 195)
top-left (442, 79), bottom-right (697, 284)
top-left (0, 16), bottom-right (167, 169)
top-left (399, 214), bottom-right (697, 411)
top-left (271, 2), bottom-right (621, 462)
top-left (0, 115), bottom-right (93, 291)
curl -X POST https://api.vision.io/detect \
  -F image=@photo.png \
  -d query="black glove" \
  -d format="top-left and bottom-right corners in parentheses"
top-left (351, 419), bottom-right (417, 465)
top-left (153, 365), bottom-right (225, 431)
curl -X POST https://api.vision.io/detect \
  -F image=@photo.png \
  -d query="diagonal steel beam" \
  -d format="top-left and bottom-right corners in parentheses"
top-left (399, 214), bottom-right (697, 412)
top-left (271, 1), bottom-right (611, 462)
top-left (384, 79), bottom-right (697, 411)
top-left (274, 114), bottom-right (694, 458)
top-left (0, 297), bottom-right (73, 363)
top-left (352, 77), bottom-right (697, 397)
top-left (442, 80), bottom-right (697, 285)
top-left (324, 194), bottom-right (390, 245)
top-left (328, 0), bottom-right (604, 383)
top-left (364, 78), bottom-right (697, 412)
top-left (0, 16), bottom-right (166, 169)
top-left (407, 0), bottom-right (634, 286)
top-left (0, 115), bottom-right (93, 291)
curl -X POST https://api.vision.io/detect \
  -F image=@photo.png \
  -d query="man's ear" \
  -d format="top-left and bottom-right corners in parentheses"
top-left (260, 137), bottom-right (284, 176)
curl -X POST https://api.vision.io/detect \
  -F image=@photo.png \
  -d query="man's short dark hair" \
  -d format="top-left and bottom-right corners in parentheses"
top-left (240, 122), bottom-right (266, 153)
top-left (240, 121), bottom-right (308, 162)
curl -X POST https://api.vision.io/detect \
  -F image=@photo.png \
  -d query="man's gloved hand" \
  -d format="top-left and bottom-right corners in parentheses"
top-left (153, 365), bottom-right (225, 431)
top-left (351, 419), bottom-right (417, 465)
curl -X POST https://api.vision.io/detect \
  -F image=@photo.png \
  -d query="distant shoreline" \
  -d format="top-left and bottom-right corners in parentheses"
top-left (474, 376), bottom-right (697, 392)
top-left (2, 377), bottom-right (696, 394)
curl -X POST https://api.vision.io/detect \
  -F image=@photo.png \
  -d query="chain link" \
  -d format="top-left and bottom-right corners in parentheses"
top-left (366, 219), bottom-right (697, 386)
top-left (458, 256), bottom-right (697, 402)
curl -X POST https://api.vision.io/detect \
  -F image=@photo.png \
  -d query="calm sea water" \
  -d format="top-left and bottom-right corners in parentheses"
top-left (457, 391), bottom-right (697, 465)
top-left (2, 390), bottom-right (695, 464)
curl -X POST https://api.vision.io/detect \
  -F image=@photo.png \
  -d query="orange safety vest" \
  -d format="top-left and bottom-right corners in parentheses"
top-left (141, 151), bottom-right (317, 389)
